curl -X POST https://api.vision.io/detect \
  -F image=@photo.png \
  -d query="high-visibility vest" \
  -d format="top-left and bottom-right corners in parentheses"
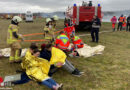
top-left (73, 36), bottom-right (84, 48)
top-left (43, 25), bottom-right (55, 40)
top-left (56, 33), bottom-right (70, 50)
top-left (119, 17), bottom-right (124, 22)
top-left (7, 24), bottom-right (20, 44)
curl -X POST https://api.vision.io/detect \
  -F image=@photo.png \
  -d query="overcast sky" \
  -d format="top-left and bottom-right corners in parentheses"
top-left (0, 0), bottom-right (130, 13)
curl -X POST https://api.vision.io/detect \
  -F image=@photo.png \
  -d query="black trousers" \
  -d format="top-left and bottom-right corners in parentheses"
top-left (91, 28), bottom-right (99, 42)
top-left (126, 23), bottom-right (130, 31)
top-left (117, 22), bottom-right (123, 31)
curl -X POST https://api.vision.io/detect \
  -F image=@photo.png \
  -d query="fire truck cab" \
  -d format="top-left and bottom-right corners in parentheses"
top-left (65, 1), bottom-right (102, 30)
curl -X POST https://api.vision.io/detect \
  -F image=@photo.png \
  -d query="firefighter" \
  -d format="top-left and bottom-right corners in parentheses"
top-left (91, 15), bottom-right (101, 43)
top-left (7, 16), bottom-right (24, 63)
top-left (71, 35), bottom-right (84, 50)
top-left (51, 15), bottom-right (59, 30)
top-left (126, 15), bottom-right (130, 31)
top-left (43, 18), bottom-right (55, 43)
top-left (111, 16), bottom-right (117, 31)
top-left (55, 31), bottom-right (70, 52)
top-left (117, 15), bottom-right (124, 31)
top-left (122, 16), bottom-right (127, 30)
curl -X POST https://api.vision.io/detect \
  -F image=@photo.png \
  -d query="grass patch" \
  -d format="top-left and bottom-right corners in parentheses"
top-left (0, 19), bottom-right (130, 90)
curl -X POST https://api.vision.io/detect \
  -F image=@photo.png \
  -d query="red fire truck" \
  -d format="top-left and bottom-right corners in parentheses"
top-left (65, 1), bottom-right (102, 30)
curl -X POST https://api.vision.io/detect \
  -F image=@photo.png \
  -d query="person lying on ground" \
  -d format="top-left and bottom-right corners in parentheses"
top-left (69, 35), bottom-right (84, 57)
top-left (40, 44), bottom-right (84, 77)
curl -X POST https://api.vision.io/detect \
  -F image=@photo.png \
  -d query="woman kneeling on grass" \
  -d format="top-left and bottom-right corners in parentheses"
top-left (23, 49), bottom-right (62, 90)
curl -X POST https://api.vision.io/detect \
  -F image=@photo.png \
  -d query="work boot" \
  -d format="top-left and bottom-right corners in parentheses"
top-left (72, 69), bottom-right (81, 77)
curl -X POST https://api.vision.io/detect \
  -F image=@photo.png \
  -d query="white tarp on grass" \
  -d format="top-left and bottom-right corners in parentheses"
top-left (0, 48), bottom-right (27, 57)
top-left (76, 44), bottom-right (105, 57)
top-left (0, 44), bottom-right (105, 58)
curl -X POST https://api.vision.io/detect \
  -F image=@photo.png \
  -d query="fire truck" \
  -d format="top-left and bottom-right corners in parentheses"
top-left (65, 1), bottom-right (102, 30)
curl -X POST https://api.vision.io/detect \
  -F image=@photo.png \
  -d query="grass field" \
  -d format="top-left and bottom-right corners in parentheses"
top-left (0, 19), bottom-right (130, 90)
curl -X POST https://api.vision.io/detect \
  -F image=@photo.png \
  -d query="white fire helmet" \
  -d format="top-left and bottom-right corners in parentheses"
top-left (12, 16), bottom-right (22, 23)
top-left (53, 15), bottom-right (59, 21)
top-left (46, 18), bottom-right (52, 23)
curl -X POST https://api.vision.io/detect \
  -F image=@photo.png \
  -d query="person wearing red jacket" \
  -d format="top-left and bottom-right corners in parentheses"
top-left (55, 31), bottom-right (70, 52)
top-left (117, 15), bottom-right (124, 31)
top-left (72, 18), bottom-right (76, 25)
top-left (71, 36), bottom-right (84, 50)
top-left (69, 35), bottom-right (84, 57)
top-left (111, 16), bottom-right (117, 31)
top-left (122, 16), bottom-right (127, 30)
top-left (64, 24), bottom-right (73, 39)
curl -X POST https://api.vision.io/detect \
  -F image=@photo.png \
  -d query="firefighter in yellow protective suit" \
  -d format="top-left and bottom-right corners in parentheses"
top-left (43, 18), bottom-right (55, 43)
top-left (51, 15), bottom-right (59, 31)
top-left (7, 16), bottom-right (24, 63)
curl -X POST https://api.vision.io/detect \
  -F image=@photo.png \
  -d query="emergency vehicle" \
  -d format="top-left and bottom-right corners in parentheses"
top-left (25, 11), bottom-right (33, 22)
top-left (65, 1), bottom-right (102, 30)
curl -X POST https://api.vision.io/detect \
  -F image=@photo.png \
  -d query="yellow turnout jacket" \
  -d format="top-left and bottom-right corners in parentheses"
top-left (7, 24), bottom-right (21, 44)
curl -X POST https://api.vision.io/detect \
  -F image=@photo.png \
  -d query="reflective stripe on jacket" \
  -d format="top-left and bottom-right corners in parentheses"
top-left (43, 25), bottom-right (55, 40)
top-left (73, 36), bottom-right (84, 48)
top-left (56, 33), bottom-right (70, 50)
top-left (7, 24), bottom-right (20, 44)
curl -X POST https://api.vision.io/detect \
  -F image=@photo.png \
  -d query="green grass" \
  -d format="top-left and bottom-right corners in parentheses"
top-left (0, 19), bottom-right (130, 90)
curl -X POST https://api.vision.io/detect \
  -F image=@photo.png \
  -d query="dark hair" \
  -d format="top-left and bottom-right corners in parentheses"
top-left (45, 44), bottom-right (53, 49)
top-left (11, 20), bottom-right (18, 26)
top-left (33, 49), bottom-right (40, 54)
top-left (30, 43), bottom-right (38, 50)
